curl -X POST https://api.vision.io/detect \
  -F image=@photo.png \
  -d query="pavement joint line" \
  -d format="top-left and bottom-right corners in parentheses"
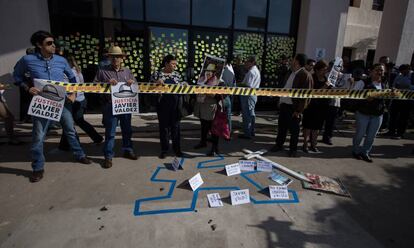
top-left (133, 155), bottom-right (299, 216)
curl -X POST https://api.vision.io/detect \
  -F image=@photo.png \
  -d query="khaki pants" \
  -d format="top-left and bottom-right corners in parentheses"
top-left (0, 100), bottom-right (14, 138)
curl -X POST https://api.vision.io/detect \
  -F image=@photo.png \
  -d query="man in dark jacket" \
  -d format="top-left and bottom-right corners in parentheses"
top-left (272, 54), bottom-right (313, 157)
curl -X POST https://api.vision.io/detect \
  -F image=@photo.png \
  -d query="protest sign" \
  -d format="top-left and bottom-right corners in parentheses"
top-left (300, 172), bottom-right (351, 197)
top-left (207, 193), bottom-right (224, 208)
top-left (269, 171), bottom-right (292, 186)
top-left (230, 189), bottom-right (250, 206)
top-left (28, 79), bottom-right (65, 122)
top-left (197, 55), bottom-right (225, 86)
top-left (257, 161), bottom-right (273, 172)
top-left (269, 185), bottom-right (289, 200)
top-left (225, 163), bottom-right (241, 176)
top-left (188, 173), bottom-right (204, 191)
top-left (327, 57), bottom-right (343, 86)
top-left (239, 160), bottom-right (256, 171)
top-left (171, 157), bottom-right (183, 171)
top-left (111, 83), bottom-right (139, 115)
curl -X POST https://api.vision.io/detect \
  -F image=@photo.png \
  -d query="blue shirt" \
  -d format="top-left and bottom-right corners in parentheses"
top-left (13, 53), bottom-right (76, 87)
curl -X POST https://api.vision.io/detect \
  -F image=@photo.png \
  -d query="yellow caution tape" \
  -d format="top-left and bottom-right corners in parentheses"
top-left (42, 80), bottom-right (414, 100)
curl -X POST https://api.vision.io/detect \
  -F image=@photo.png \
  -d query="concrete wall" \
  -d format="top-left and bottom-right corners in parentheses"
top-left (375, 0), bottom-right (414, 64)
top-left (0, 0), bottom-right (50, 119)
top-left (343, 0), bottom-right (382, 60)
top-left (296, 0), bottom-right (349, 61)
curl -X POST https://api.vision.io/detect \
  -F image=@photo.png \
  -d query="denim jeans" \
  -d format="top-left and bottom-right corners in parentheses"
top-left (31, 105), bottom-right (86, 171)
top-left (103, 103), bottom-right (134, 159)
top-left (240, 95), bottom-right (257, 137)
top-left (352, 111), bottom-right (383, 156)
top-left (223, 96), bottom-right (232, 133)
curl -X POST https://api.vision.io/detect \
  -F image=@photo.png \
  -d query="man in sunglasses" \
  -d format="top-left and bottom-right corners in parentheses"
top-left (13, 30), bottom-right (91, 183)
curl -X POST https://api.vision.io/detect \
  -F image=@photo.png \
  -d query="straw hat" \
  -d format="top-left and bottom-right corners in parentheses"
top-left (106, 46), bottom-right (126, 56)
top-left (205, 64), bottom-right (216, 71)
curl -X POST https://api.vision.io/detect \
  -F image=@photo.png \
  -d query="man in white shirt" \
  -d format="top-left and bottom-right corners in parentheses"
top-left (238, 56), bottom-right (261, 139)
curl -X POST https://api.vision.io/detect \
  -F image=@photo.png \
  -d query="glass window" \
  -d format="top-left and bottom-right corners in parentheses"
top-left (268, 0), bottom-right (292, 34)
top-left (234, 0), bottom-right (267, 31)
top-left (146, 0), bottom-right (190, 25)
top-left (49, 0), bottom-right (99, 17)
top-left (192, 0), bottom-right (232, 28)
top-left (263, 35), bottom-right (295, 86)
top-left (233, 32), bottom-right (264, 68)
top-left (149, 27), bottom-right (188, 75)
top-left (102, 0), bottom-right (143, 20)
top-left (191, 31), bottom-right (229, 83)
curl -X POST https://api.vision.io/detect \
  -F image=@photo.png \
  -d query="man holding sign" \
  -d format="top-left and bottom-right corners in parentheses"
top-left (94, 46), bottom-right (138, 168)
top-left (13, 31), bottom-right (91, 183)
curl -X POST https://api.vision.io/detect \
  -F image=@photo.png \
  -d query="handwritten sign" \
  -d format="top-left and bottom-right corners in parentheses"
top-left (225, 163), bottom-right (241, 176)
top-left (111, 83), bottom-right (139, 115)
top-left (207, 193), bottom-right (224, 208)
top-left (238, 160), bottom-right (256, 171)
top-left (171, 157), bottom-right (183, 171)
top-left (28, 79), bottom-right (65, 121)
top-left (189, 173), bottom-right (204, 191)
top-left (269, 171), bottom-right (292, 186)
top-left (230, 189), bottom-right (250, 205)
top-left (257, 161), bottom-right (273, 172)
top-left (269, 185), bottom-right (289, 199)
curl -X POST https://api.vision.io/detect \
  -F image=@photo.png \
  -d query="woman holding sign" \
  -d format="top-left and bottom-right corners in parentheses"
top-left (151, 55), bottom-right (185, 159)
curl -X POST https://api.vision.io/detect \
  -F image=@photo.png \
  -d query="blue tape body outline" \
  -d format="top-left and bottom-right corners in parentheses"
top-left (134, 155), bottom-right (299, 216)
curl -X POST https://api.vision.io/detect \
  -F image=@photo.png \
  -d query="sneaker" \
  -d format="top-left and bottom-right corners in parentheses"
top-left (302, 145), bottom-right (309, 153)
top-left (30, 170), bottom-right (44, 183)
top-left (270, 145), bottom-right (284, 152)
top-left (123, 151), bottom-right (138, 160)
top-left (159, 151), bottom-right (167, 159)
top-left (352, 152), bottom-right (362, 160)
top-left (310, 147), bottom-right (320, 153)
top-left (322, 138), bottom-right (333, 145)
top-left (77, 156), bottom-right (92, 164)
top-left (360, 154), bottom-right (373, 163)
top-left (103, 158), bottom-right (112, 168)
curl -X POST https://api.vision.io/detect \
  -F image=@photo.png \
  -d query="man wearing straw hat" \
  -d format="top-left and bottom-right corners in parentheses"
top-left (94, 45), bottom-right (138, 168)
top-left (13, 30), bottom-right (92, 183)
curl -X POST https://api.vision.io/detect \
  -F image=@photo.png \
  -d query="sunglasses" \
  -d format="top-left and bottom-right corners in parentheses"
top-left (45, 40), bottom-right (55, 46)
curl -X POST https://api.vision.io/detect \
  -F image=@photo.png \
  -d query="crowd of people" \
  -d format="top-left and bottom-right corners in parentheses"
top-left (1, 30), bottom-right (413, 183)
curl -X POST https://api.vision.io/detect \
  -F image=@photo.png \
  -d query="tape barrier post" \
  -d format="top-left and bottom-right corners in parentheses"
top-left (40, 79), bottom-right (414, 100)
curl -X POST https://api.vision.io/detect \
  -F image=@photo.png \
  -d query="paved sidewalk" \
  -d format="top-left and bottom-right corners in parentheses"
top-left (0, 112), bottom-right (413, 248)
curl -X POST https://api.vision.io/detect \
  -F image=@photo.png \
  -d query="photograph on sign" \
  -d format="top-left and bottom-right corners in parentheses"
top-left (225, 163), bottom-right (241, 176)
top-left (269, 185), bottom-right (290, 200)
top-left (230, 189), bottom-right (250, 206)
top-left (197, 54), bottom-right (225, 86)
top-left (269, 171), bottom-right (292, 186)
top-left (111, 83), bottom-right (139, 115)
top-left (188, 173), bottom-right (204, 191)
top-left (207, 193), bottom-right (224, 208)
top-left (327, 57), bottom-right (343, 87)
top-left (171, 157), bottom-right (182, 171)
top-left (238, 160), bottom-right (256, 171)
top-left (257, 161), bottom-right (273, 172)
top-left (300, 172), bottom-right (351, 197)
top-left (28, 79), bottom-right (66, 122)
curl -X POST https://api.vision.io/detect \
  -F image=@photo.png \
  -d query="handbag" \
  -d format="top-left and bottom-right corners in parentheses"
top-left (178, 94), bottom-right (194, 119)
top-left (211, 101), bottom-right (230, 140)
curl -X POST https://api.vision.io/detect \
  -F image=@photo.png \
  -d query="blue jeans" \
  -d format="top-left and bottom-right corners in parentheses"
top-left (240, 95), bottom-right (257, 137)
top-left (103, 103), bottom-right (134, 159)
top-left (223, 96), bottom-right (232, 133)
top-left (352, 111), bottom-right (383, 156)
top-left (31, 105), bottom-right (86, 171)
